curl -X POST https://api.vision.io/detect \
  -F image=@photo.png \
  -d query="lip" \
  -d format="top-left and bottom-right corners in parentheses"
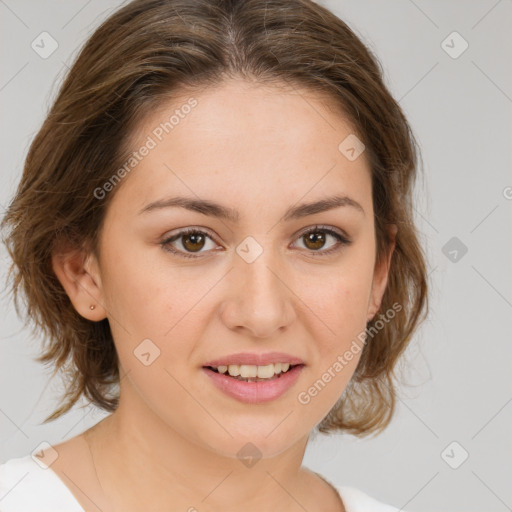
top-left (202, 352), bottom-right (305, 367)
top-left (202, 364), bottom-right (305, 403)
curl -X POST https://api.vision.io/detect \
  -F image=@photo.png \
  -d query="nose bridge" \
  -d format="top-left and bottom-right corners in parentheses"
top-left (242, 254), bottom-right (281, 301)
top-left (238, 236), bottom-right (285, 305)
top-left (222, 234), bottom-right (295, 336)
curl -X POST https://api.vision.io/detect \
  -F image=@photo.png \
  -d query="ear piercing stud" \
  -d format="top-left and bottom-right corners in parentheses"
top-left (90, 305), bottom-right (96, 310)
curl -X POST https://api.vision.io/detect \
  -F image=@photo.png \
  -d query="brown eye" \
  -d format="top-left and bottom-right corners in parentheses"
top-left (293, 226), bottom-right (351, 256)
top-left (161, 225), bottom-right (351, 260)
top-left (161, 228), bottom-right (218, 258)
top-left (182, 232), bottom-right (206, 252)
top-left (303, 231), bottom-right (327, 251)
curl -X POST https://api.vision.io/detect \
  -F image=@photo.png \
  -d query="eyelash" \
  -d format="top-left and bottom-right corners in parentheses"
top-left (160, 225), bottom-right (352, 260)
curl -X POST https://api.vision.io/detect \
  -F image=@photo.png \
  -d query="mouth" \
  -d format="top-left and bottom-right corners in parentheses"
top-left (203, 363), bottom-right (304, 382)
top-left (201, 363), bottom-right (306, 403)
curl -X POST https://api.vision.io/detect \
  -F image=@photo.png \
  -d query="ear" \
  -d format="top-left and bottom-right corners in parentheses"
top-left (51, 240), bottom-right (106, 322)
top-left (366, 224), bottom-right (397, 322)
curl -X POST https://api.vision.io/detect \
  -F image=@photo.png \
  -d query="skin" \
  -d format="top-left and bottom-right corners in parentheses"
top-left (51, 77), bottom-right (396, 512)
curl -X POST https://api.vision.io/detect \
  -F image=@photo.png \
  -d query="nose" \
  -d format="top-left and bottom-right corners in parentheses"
top-left (219, 246), bottom-right (297, 338)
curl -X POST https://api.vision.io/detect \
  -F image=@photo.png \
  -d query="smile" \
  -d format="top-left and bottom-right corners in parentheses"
top-left (202, 364), bottom-right (305, 403)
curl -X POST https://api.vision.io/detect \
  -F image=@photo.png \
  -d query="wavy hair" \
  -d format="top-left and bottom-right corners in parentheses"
top-left (1, 0), bottom-right (428, 435)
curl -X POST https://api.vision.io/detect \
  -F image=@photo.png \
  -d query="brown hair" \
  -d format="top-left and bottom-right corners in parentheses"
top-left (1, 0), bottom-right (428, 435)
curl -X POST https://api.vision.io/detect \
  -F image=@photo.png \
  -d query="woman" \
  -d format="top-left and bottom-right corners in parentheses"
top-left (0, 0), bottom-right (428, 510)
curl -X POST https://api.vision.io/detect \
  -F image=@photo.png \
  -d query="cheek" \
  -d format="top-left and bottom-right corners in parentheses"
top-left (297, 257), bottom-right (375, 341)
top-left (293, 268), bottom-right (373, 416)
top-left (102, 247), bottom-right (211, 374)
top-left (98, 230), bottom-right (177, 327)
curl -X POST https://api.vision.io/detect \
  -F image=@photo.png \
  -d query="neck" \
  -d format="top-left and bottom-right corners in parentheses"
top-left (87, 383), bottom-right (315, 511)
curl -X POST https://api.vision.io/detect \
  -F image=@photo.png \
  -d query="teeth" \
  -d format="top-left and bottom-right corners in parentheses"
top-left (256, 364), bottom-right (274, 379)
top-left (213, 363), bottom-right (294, 378)
top-left (228, 365), bottom-right (240, 377)
top-left (240, 364), bottom-right (257, 378)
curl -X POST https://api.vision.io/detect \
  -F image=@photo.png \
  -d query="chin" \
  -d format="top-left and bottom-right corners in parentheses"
top-left (198, 420), bottom-right (308, 461)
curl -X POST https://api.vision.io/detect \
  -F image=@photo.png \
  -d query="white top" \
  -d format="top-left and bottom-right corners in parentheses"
top-left (0, 455), bottom-right (408, 512)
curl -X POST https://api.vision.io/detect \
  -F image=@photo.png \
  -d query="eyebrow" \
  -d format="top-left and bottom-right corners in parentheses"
top-left (139, 194), bottom-right (365, 221)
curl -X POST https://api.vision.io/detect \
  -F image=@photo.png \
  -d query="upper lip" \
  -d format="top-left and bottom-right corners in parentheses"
top-left (203, 352), bottom-right (305, 367)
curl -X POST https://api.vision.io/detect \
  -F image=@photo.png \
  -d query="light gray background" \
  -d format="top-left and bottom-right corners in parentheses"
top-left (1, 1), bottom-right (511, 511)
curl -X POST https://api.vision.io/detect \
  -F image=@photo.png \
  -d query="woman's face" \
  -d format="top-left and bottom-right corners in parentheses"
top-left (80, 78), bottom-right (394, 458)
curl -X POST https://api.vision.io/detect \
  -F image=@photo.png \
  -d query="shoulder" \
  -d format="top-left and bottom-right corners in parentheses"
top-left (336, 484), bottom-right (410, 512)
top-left (0, 454), bottom-right (84, 512)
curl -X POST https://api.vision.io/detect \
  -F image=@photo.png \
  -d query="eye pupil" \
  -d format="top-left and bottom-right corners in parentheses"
top-left (183, 233), bottom-right (205, 252)
top-left (304, 232), bottom-right (326, 250)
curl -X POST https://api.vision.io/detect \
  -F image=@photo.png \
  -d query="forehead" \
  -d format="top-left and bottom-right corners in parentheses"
top-left (110, 78), bottom-right (373, 220)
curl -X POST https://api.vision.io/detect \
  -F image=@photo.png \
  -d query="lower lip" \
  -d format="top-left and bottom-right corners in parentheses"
top-left (202, 365), bottom-right (305, 404)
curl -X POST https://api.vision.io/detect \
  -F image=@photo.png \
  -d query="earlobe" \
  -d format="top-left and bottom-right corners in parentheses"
top-left (366, 224), bottom-right (397, 322)
top-left (51, 245), bottom-right (106, 321)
